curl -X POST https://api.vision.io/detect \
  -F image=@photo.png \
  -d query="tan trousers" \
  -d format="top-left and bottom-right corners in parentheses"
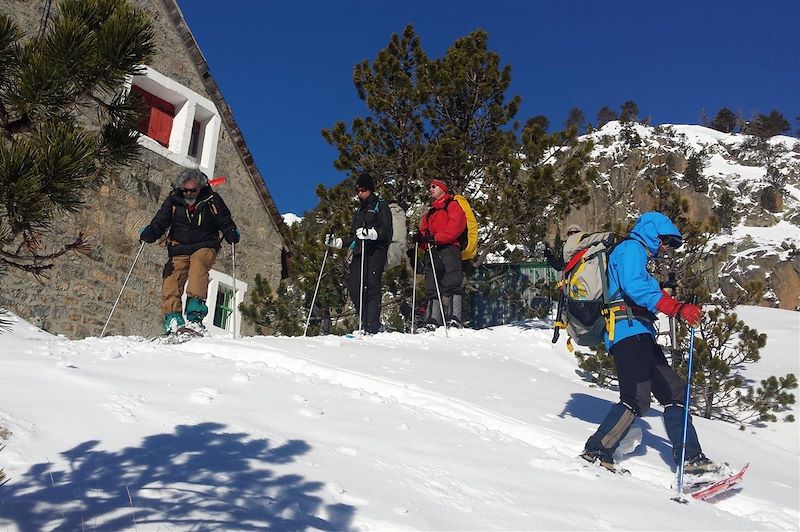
top-left (161, 248), bottom-right (217, 314)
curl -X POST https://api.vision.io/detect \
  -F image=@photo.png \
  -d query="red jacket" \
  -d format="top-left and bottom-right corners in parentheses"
top-left (419, 195), bottom-right (467, 249)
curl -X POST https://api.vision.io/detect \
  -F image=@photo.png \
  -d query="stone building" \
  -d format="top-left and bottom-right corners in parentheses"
top-left (0, 0), bottom-right (287, 338)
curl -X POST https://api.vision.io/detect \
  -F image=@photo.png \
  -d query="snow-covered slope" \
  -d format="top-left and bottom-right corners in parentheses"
top-left (0, 308), bottom-right (797, 530)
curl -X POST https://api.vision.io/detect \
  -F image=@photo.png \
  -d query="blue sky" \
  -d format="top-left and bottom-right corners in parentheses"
top-left (177, 0), bottom-right (800, 216)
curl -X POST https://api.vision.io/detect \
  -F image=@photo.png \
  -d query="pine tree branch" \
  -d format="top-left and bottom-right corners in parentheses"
top-left (0, 233), bottom-right (89, 273)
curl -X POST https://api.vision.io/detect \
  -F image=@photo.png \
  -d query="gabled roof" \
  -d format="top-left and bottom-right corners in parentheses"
top-left (160, 0), bottom-right (287, 244)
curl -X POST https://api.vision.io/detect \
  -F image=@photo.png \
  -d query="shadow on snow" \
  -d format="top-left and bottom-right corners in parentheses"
top-left (559, 392), bottom-right (676, 467)
top-left (2, 422), bottom-right (355, 531)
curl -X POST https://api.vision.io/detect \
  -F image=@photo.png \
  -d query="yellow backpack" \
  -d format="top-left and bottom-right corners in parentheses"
top-left (452, 194), bottom-right (478, 261)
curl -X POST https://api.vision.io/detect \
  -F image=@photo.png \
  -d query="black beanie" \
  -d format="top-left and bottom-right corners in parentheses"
top-left (356, 173), bottom-right (375, 191)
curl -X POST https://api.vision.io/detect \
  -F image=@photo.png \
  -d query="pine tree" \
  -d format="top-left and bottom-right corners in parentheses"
top-left (683, 149), bottom-right (709, 192)
top-left (0, 0), bottom-right (155, 277)
top-left (574, 345), bottom-right (616, 387)
top-left (322, 24), bottom-right (430, 204)
top-left (684, 302), bottom-right (797, 426)
top-left (564, 107), bottom-right (587, 133)
top-left (596, 106), bottom-right (617, 128)
top-left (739, 135), bottom-right (793, 193)
top-left (515, 116), bottom-right (596, 249)
top-left (619, 121), bottom-right (641, 148)
top-left (746, 110), bottom-right (791, 138)
top-left (252, 25), bottom-right (596, 335)
top-left (619, 100), bottom-right (639, 123)
top-left (714, 188), bottom-right (737, 232)
top-left (709, 108), bottom-right (738, 133)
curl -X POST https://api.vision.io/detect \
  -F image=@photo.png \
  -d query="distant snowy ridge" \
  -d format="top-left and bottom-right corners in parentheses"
top-left (572, 121), bottom-right (800, 309)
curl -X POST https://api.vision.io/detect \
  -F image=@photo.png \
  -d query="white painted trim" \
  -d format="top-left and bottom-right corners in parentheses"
top-left (128, 66), bottom-right (220, 177)
top-left (205, 269), bottom-right (248, 337)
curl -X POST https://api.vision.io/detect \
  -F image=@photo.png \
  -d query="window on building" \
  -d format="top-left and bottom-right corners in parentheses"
top-left (128, 66), bottom-right (221, 177)
top-left (213, 285), bottom-right (234, 330)
top-left (188, 120), bottom-right (201, 158)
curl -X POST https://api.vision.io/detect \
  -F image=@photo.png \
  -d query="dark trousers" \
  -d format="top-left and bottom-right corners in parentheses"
top-left (585, 334), bottom-right (702, 464)
top-left (423, 244), bottom-right (463, 325)
top-left (347, 245), bottom-right (387, 334)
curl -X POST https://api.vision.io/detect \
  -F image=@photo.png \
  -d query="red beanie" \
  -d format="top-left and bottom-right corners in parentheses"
top-left (430, 179), bottom-right (449, 193)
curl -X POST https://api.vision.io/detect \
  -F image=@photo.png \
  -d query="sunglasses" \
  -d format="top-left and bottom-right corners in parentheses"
top-left (429, 184), bottom-right (439, 190)
top-left (180, 187), bottom-right (198, 193)
top-left (356, 187), bottom-right (369, 193)
top-left (659, 235), bottom-right (682, 249)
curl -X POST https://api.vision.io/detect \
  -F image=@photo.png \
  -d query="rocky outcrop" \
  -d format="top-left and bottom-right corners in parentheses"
top-left (561, 122), bottom-right (800, 311)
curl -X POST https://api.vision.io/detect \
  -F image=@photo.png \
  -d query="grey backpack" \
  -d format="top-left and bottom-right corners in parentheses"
top-left (555, 231), bottom-right (621, 350)
top-left (372, 200), bottom-right (407, 270)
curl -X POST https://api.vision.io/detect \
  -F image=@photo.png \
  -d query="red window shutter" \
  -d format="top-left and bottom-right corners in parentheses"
top-left (149, 107), bottom-right (174, 147)
top-left (131, 85), bottom-right (175, 147)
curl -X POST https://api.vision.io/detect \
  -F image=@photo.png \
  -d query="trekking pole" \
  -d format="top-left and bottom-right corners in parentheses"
top-left (427, 245), bottom-right (449, 338)
top-left (231, 242), bottom-right (237, 339)
top-left (359, 239), bottom-right (366, 335)
top-left (551, 290), bottom-right (565, 344)
top-left (411, 242), bottom-right (418, 334)
top-left (303, 246), bottom-right (330, 337)
top-left (100, 241), bottom-right (145, 338)
top-left (665, 272), bottom-right (679, 368)
top-left (674, 294), bottom-right (700, 502)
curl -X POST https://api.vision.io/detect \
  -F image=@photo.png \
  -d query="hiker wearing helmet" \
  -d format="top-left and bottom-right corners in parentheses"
top-left (140, 168), bottom-right (239, 335)
top-left (580, 211), bottom-right (717, 475)
top-left (413, 178), bottom-right (467, 330)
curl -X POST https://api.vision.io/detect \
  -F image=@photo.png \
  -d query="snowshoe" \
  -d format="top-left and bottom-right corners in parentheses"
top-left (580, 449), bottom-right (614, 471)
top-left (183, 321), bottom-right (207, 335)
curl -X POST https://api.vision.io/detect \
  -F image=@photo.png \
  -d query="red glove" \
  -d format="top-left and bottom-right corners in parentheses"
top-left (656, 294), bottom-right (702, 327)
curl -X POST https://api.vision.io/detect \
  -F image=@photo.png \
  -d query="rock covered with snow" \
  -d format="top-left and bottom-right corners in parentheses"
top-left (566, 121), bottom-right (800, 309)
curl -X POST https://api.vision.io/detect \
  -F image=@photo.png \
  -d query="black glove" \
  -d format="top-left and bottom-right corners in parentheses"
top-left (413, 231), bottom-right (435, 244)
top-left (224, 228), bottom-right (241, 244)
top-left (139, 226), bottom-right (157, 244)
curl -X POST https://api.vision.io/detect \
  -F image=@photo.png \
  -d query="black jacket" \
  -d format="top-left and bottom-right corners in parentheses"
top-left (141, 186), bottom-right (238, 257)
top-left (347, 192), bottom-right (392, 256)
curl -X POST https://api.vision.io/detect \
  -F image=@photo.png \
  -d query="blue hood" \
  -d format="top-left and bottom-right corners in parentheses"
top-left (629, 211), bottom-right (681, 254)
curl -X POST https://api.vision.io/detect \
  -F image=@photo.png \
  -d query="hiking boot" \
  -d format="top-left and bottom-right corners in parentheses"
top-left (447, 317), bottom-right (463, 329)
top-left (580, 449), bottom-right (616, 472)
top-left (163, 312), bottom-right (185, 335)
top-left (684, 453), bottom-right (718, 475)
top-left (185, 297), bottom-right (208, 324)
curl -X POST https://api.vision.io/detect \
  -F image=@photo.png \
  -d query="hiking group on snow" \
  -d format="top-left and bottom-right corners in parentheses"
top-left (134, 166), bottom-right (741, 494)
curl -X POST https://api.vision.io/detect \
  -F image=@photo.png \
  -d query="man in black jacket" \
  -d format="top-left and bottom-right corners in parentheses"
top-left (140, 168), bottom-right (240, 334)
top-left (326, 173), bottom-right (392, 334)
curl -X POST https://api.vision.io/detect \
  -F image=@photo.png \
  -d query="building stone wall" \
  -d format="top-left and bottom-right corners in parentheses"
top-left (0, 0), bottom-right (285, 338)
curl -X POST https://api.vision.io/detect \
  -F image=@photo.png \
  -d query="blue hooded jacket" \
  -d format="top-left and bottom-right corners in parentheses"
top-left (604, 211), bottom-right (682, 349)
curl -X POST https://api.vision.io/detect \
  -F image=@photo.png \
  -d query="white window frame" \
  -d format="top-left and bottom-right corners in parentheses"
top-left (127, 66), bottom-right (221, 177)
top-left (204, 269), bottom-right (248, 337)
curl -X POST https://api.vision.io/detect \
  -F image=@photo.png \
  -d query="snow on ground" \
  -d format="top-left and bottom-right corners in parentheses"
top-left (0, 307), bottom-right (798, 530)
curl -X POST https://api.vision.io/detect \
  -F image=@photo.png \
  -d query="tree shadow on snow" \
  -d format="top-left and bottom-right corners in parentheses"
top-left (1, 422), bottom-right (355, 531)
top-left (558, 393), bottom-right (676, 467)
